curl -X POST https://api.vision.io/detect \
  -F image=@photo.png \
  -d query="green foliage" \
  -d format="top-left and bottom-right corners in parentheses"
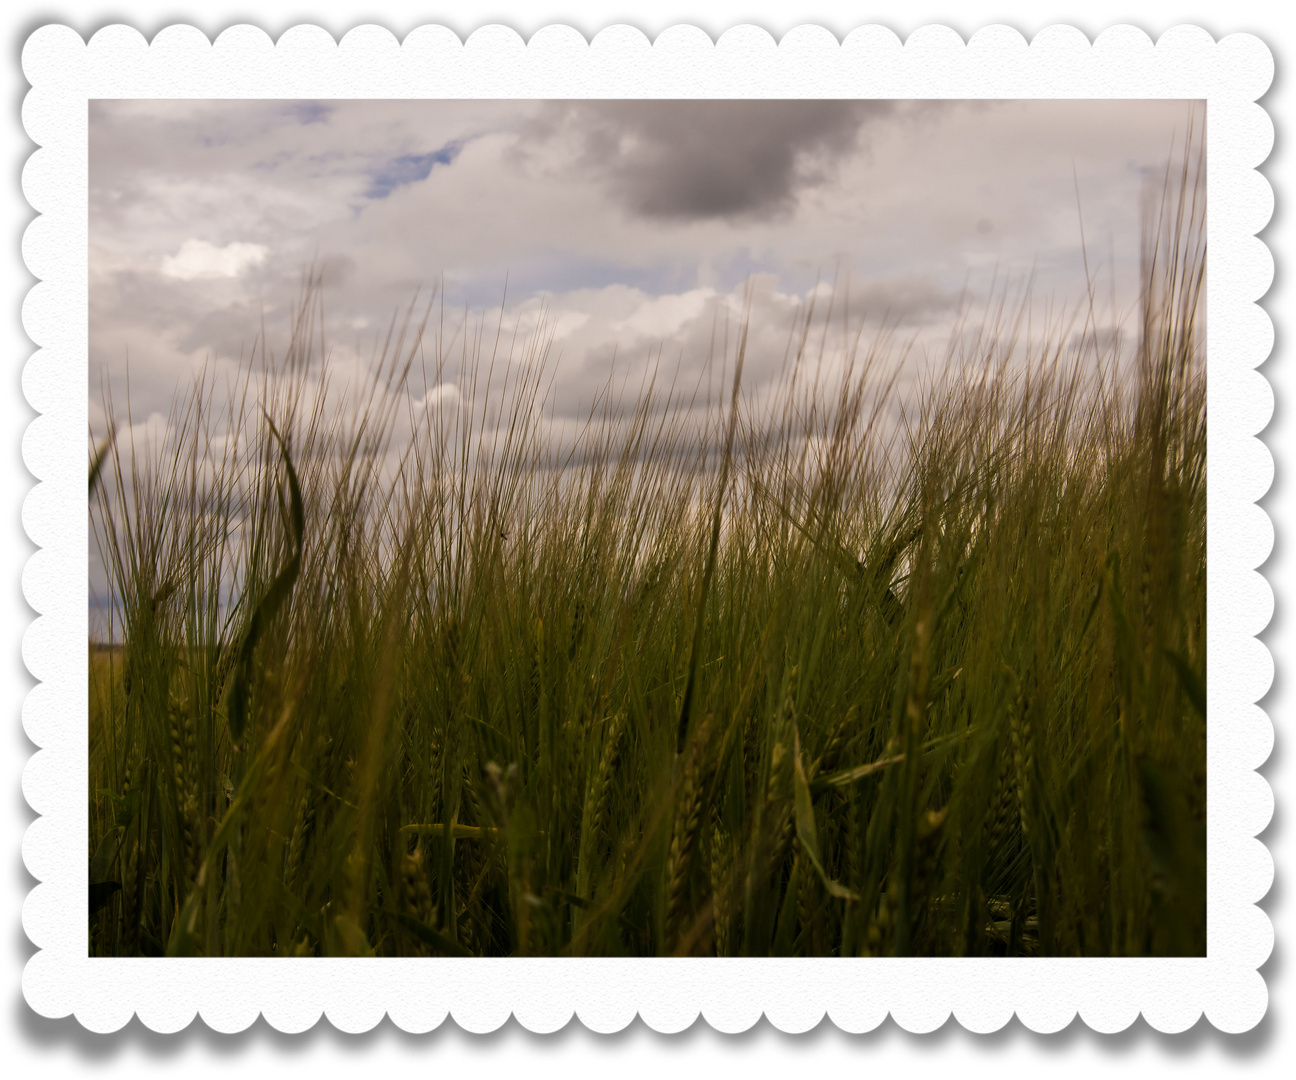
top-left (88, 163), bottom-right (1206, 959)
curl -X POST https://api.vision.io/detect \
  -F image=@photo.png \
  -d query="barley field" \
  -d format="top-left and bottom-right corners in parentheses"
top-left (88, 153), bottom-right (1205, 959)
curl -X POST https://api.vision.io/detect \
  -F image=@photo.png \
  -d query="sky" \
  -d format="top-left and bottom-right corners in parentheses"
top-left (86, 98), bottom-right (1201, 621)
top-left (89, 98), bottom-right (1201, 439)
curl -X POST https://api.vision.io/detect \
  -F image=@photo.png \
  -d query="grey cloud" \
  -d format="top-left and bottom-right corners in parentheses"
top-left (845, 278), bottom-right (965, 326)
top-left (520, 100), bottom-right (890, 222)
top-left (543, 279), bottom-right (833, 422)
top-left (318, 253), bottom-right (356, 287)
top-left (177, 303), bottom-right (270, 359)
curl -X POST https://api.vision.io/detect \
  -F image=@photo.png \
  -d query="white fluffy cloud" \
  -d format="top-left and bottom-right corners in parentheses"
top-left (160, 239), bottom-right (269, 280)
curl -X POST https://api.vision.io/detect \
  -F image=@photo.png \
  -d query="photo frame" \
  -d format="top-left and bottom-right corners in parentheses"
top-left (20, 22), bottom-right (1274, 1035)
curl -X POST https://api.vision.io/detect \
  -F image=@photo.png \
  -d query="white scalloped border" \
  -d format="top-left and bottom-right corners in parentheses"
top-left (19, 22), bottom-right (1275, 1036)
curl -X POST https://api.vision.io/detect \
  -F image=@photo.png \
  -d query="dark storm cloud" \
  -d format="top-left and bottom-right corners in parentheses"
top-left (365, 140), bottom-right (465, 199)
top-left (520, 100), bottom-right (891, 221)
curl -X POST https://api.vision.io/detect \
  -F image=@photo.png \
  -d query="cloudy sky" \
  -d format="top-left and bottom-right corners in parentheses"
top-left (89, 97), bottom-right (1199, 440)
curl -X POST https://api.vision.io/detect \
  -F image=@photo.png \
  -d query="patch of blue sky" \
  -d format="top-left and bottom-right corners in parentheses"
top-left (364, 140), bottom-right (465, 199)
top-left (286, 101), bottom-right (332, 125)
top-left (702, 248), bottom-right (790, 293)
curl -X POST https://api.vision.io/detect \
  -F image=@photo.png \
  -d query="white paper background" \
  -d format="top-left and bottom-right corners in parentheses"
top-left (2, 0), bottom-right (1288, 1075)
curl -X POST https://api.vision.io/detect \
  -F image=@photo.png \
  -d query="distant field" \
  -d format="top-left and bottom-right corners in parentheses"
top-left (88, 167), bottom-right (1206, 959)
